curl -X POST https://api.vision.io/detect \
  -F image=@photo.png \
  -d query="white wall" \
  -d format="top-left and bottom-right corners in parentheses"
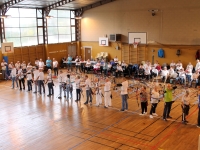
top-left (81, 0), bottom-right (200, 45)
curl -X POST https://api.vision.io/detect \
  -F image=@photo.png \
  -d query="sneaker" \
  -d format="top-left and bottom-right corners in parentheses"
top-left (144, 112), bottom-right (147, 115)
top-left (167, 116), bottom-right (172, 119)
top-left (58, 97), bottom-right (61, 99)
top-left (104, 106), bottom-right (108, 108)
top-left (120, 109), bottom-right (124, 111)
top-left (33, 91), bottom-right (37, 93)
top-left (47, 95), bottom-right (51, 97)
top-left (84, 102), bottom-right (88, 105)
top-left (197, 125), bottom-right (200, 128)
top-left (152, 113), bottom-right (158, 116)
top-left (75, 100), bottom-right (78, 102)
top-left (182, 121), bottom-right (187, 125)
top-left (149, 115), bottom-right (153, 119)
top-left (163, 118), bottom-right (167, 121)
top-left (139, 113), bottom-right (144, 115)
top-left (125, 109), bottom-right (128, 111)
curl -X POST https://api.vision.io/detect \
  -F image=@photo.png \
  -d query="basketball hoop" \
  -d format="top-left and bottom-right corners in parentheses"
top-left (133, 42), bottom-right (139, 48)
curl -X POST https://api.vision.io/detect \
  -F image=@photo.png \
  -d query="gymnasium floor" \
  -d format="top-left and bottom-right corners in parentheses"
top-left (0, 72), bottom-right (199, 150)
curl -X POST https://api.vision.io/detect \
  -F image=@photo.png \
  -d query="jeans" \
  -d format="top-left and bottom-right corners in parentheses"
top-left (2, 70), bottom-right (6, 79)
top-left (65, 87), bottom-right (72, 99)
top-left (121, 94), bottom-right (128, 110)
top-left (85, 89), bottom-right (92, 103)
top-left (27, 80), bottom-right (32, 91)
top-left (186, 75), bottom-right (191, 84)
top-left (76, 65), bottom-right (81, 72)
top-left (67, 63), bottom-right (72, 71)
top-left (163, 102), bottom-right (172, 119)
top-left (34, 80), bottom-right (39, 92)
top-left (48, 82), bottom-right (54, 95)
top-left (11, 77), bottom-right (18, 88)
top-left (53, 67), bottom-right (58, 76)
top-left (38, 80), bottom-right (45, 94)
top-left (19, 78), bottom-right (25, 90)
top-left (76, 89), bottom-right (81, 100)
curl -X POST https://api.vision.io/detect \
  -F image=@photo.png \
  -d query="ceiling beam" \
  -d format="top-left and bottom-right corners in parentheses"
top-left (0, 0), bottom-right (24, 15)
top-left (75, 0), bottom-right (116, 17)
top-left (43, 0), bottom-right (75, 16)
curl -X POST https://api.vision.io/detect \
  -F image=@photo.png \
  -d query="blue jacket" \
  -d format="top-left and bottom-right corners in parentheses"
top-left (158, 49), bottom-right (164, 58)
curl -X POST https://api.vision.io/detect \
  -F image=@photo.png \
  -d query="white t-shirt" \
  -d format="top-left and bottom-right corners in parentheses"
top-left (11, 68), bottom-right (17, 77)
top-left (39, 61), bottom-right (44, 68)
top-left (75, 58), bottom-right (80, 66)
top-left (27, 73), bottom-right (32, 80)
top-left (21, 63), bottom-right (26, 69)
top-left (195, 62), bottom-right (200, 71)
top-left (58, 73), bottom-right (66, 85)
top-left (47, 74), bottom-right (53, 83)
top-left (35, 60), bottom-right (39, 66)
top-left (121, 80), bottom-right (128, 95)
top-left (15, 63), bottom-right (20, 69)
top-left (85, 78), bottom-right (91, 90)
top-left (104, 81), bottom-right (111, 92)
top-left (53, 61), bottom-right (58, 68)
top-left (86, 61), bottom-right (91, 67)
top-left (170, 63), bottom-right (176, 67)
top-left (114, 58), bottom-right (118, 62)
top-left (1, 62), bottom-right (7, 70)
top-left (161, 70), bottom-right (169, 77)
top-left (182, 95), bottom-right (190, 105)
top-left (38, 72), bottom-right (44, 80)
top-left (75, 79), bottom-right (81, 89)
top-left (151, 90), bottom-right (159, 103)
top-left (33, 70), bottom-right (39, 80)
top-left (18, 69), bottom-right (24, 79)
top-left (145, 66), bottom-right (151, 75)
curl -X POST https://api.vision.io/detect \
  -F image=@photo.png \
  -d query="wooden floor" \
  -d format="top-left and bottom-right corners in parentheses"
top-left (0, 73), bottom-right (199, 150)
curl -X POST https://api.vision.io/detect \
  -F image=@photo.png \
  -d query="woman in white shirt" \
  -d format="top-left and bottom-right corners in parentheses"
top-left (104, 78), bottom-right (111, 108)
top-left (149, 86), bottom-right (160, 119)
top-left (116, 64), bottom-right (123, 77)
top-left (94, 78), bottom-right (102, 106)
top-left (18, 66), bottom-right (25, 90)
top-left (53, 58), bottom-right (58, 76)
top-left (176, 60), bottom-right (183, 71)
top-left (93, 61), bottom-right (101, 74)
top-left (39, 59), bottom-right (45, 70)
top-left (181, 91), bottom-right (190, 124)
top-left (75, 56), bottom-right (81, 73)
top-left (10, 65), bottom-right (18, 89)
top-left (46, 69), bottom-right (54, 97)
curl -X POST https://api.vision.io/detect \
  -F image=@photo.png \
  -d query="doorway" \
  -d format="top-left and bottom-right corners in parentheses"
top-left (84, 47), bottom-right (92, 61)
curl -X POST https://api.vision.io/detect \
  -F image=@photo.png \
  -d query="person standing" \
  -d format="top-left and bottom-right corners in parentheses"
top-left (104, 78), bottom-right (111, 108)
top-left (181, 91), bottom-right (190, 124)
top-left (116, 77), bottom-right (128, 111)
top-left (26, 69), bottom-right (32, 92)
top-left (75, 75), bottom-right (81, 102)
top-left (46, 57), bottom-right (52, 70)
top-left (67, 54), bottom-right (72, 71)
top-left (84, 75), bottom-right (92, 105)
top-left (1, 59), bottom-right (7, 80)
top-left (65, 74), bottom-right (73, 100)
top-left (18, 66), bottom-right (25, 90)
top-left (8, 62), bottom-right (13, 76)
top-left (195, 59), bottom-right (200, 72)
top-left (46, 69), bottom-right (54, 97)
top-left (138, 86), bottom-right (148, 115)
top-left (95, 78), bottom-right (102, 107)
top-left (35, 58), bottom-right (39, 67)
top-left (75, 56), bottom-right (81, 73)
top-left (53, 58), bottom-right (58, 77)
top-left (149, 86), bottom-right (159, 119)
top-left (39, 59), bottom-right (45, 70)
top-left (163, 84), bottom-right (173, 121)
top-left (37, 68), bottom-right (45, 95)
top-left (33, 66), bottom-right (39, 93)
top-left (58, 70), bottom-right (66, 99)
top-left (10, 65), bottom-right (18, 89)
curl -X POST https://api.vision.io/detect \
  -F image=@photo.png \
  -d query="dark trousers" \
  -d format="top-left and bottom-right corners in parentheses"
top-left (141, 101), bottom-right (147, 114)
top-left (27, 80), bottom-right (32, 91)
top-left (19, 78), bottom-right (25, 90)
top-left (38, 80), bottom-right (45, 94)
top-left (182, 104), bottom-right (190, 121)
top-left (53, 67), bottom-right (58, 76)
top-left (48, 82), bottom-right (54, 95)
top-left (85, 90), bottom-right (92, 103)
top-left (163, 101), bottom-right (172, 119)
top-left (198, 108), bottom-right (200, 126)
top-left (150, 103), bottom-right (158, 115)
top-left (76, 89), bottom-right (81, 101)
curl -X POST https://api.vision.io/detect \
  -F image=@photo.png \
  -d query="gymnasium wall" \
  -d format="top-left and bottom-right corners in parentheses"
top-left (80, 0), bottom-right (200, 67)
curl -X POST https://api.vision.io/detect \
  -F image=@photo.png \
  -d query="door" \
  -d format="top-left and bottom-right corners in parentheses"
top-left (68, 45), bottom-right (76, 59)
top-left (84, 47), bottom-right (91, 61)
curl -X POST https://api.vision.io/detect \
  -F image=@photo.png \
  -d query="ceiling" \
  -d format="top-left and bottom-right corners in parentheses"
top-left (0, 0), bottom-right (113, 10)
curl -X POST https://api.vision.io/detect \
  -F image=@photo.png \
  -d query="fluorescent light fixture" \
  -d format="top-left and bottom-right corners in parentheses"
top-left (45, 15), bottom-right (54, 19)
top-left (75, 16), bottom-right (82, 19)
top-left (0, 15), bottom-right (11, 19)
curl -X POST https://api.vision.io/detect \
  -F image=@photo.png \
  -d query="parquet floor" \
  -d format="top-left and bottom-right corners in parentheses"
top-left (0, 72), bottom-right (199, 150)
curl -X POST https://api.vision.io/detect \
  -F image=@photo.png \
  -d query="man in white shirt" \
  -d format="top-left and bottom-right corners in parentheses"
top-left (39, 59), bottom-right (45, 70)
top-left (176, 69), bottom-right (186, 85)
top-left (15, 61), bottom-right (21, 70)
top-left (1, 59), bottom-right (7, 80)
top-left (190, 70), bottom-right (199, 88)
top-left (117, 77), bottom-right (129, 111)
top-left (195, 59), bottom-right (200, 72)
top-left (176, 60), bottom-right (183, 71)
top-left (84, 75), bottom-right (92, 104)
top-left (33, 66), bottom-right (39, 93)
top-left (161, 67), bottom-right (169, 83)
top-left (26, 69), bottom-right (32, 91)
top-left (35, 58), bottom-right (39, 67)
top-left (18, 66), bottom-right (25, 90)
top-left (58, 70), bottom-right (66, 99)
top-left (104, 78), bottom-right (111, 108)
top-left (53, 58), bottom-right (58, 76)
top-left (37, 68), bottom-right (45, 95)
top-left (75, 56), bottom-right (81, 73)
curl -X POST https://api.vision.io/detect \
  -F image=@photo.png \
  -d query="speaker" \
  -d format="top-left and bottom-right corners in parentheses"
top-left (176, 49), bottom-right (181, 56)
